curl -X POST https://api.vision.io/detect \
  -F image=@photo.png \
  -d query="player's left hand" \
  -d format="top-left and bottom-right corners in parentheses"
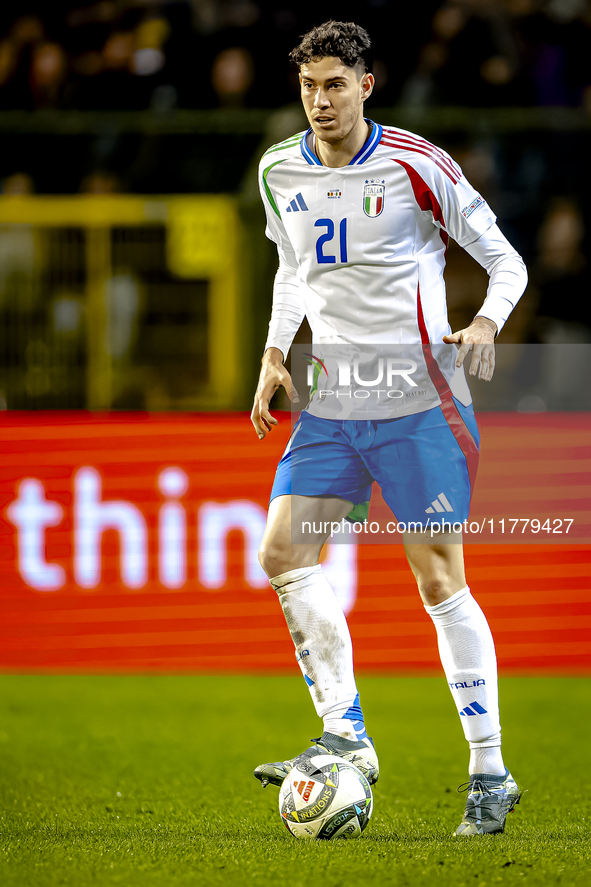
top-left (442, 315), bottom-right (497, 381)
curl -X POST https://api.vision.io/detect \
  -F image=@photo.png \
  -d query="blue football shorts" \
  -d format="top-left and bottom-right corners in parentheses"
top-left (269, 399), bottom-right (480, 527)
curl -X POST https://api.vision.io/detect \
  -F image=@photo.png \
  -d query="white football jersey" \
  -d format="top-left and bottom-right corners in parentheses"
top-left (259, 120), bottom-right (525, 419)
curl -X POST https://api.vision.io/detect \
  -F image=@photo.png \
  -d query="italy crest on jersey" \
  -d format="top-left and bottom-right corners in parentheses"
top-left (363, 180), bottom-right (385, 218)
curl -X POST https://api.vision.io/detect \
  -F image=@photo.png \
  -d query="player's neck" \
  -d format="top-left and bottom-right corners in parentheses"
top-left (314, 118), bottom-right (371, 168)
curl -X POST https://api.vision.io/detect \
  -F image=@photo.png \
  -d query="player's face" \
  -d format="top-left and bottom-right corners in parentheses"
top-left (299, 57), bottom-right (373, 144)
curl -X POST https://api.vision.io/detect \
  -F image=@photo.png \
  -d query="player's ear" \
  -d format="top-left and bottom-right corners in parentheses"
top-left (360, 72), bottom-right (374, 102)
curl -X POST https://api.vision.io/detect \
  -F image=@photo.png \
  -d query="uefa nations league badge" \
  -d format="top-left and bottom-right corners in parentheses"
top-left (363, 179), bottom-right (385, 217)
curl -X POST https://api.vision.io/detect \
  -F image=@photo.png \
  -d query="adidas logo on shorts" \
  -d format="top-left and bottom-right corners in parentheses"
top-left (425, 492), bottom-right (454, 514)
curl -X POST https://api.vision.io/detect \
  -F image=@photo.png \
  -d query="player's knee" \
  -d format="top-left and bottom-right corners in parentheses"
top-left (259, 538), bottom-right (312, 579)
top-left (258, 541), bottom-right (275, 578)
top-left (259, 540), bottom-right (290, 578)
top-left (419, 577), bottom-right (453, 606)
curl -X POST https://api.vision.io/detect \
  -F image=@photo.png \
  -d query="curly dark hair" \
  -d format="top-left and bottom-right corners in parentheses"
top-left (289, 20), bottom-right (373, 73)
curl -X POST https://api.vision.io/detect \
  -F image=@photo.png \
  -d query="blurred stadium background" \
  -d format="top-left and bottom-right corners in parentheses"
top-left (0, 1), bottom-right (590, 674)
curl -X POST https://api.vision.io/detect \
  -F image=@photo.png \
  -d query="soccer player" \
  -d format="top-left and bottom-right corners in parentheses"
top-left (250, 21), bottom-right (528, 836)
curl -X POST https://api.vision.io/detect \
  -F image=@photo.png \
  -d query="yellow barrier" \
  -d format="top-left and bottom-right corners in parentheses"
top-left (0, 195), bottom-right (244, 410)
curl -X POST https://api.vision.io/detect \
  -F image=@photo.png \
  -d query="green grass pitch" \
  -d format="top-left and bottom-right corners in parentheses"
top-left (0, 673), bottom-right (589, 887)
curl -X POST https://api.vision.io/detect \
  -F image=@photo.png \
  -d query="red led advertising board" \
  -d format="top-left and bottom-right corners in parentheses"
top-left (1, 412), bottom-right (590, 672)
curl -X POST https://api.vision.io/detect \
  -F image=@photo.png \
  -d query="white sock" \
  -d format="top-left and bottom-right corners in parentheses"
top-left (425, 586), bottom-right (505, 776)
top-left (270, 565), bottom-right (367, 741)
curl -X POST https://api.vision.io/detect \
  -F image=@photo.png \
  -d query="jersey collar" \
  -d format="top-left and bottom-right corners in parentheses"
top-left (300, 119), bottom-right (383, 167)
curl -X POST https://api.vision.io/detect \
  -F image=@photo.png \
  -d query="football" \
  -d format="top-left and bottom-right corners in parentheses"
top-left (278, 754), bottom-right (373, 840)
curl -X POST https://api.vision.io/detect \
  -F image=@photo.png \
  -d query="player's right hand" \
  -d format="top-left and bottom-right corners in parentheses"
top-left (251, 348), bottom-right (299, 440)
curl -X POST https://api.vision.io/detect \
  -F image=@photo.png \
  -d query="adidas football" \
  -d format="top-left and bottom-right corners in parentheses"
top-left (278, 754), bottom-right (373, 840)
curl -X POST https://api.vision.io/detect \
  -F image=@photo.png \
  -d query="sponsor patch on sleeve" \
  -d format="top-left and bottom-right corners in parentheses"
top-left (461, 194), bottom-right (486, 218)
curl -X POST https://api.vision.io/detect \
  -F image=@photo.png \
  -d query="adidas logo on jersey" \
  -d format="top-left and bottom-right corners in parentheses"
top-left (459, 701), bottom-right (488, 717)
top-left (425, 492), bottom-right (453, 513)
top-left (285, 193), bottom-right (309, 212)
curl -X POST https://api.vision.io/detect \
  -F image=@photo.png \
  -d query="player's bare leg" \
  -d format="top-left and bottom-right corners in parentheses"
top-left (255, 494), bottom-right (379, 788)
top-left (403, 534), bottom-right (521, 834)
top-left (259, 493), bottom-right (352, 576)
top-left (401, 534), bottom-right (466, 606)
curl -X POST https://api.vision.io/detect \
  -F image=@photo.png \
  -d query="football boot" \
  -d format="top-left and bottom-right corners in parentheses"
top-left (254, 732), bottom-right (379, 788)
top-left (455, 769), bottom-right (522, 836)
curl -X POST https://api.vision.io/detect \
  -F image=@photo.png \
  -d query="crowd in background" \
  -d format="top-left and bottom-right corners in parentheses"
top-left (0, 0), bottom-right (590, 111)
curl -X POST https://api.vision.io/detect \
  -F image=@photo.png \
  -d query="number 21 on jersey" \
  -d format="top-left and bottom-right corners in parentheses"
top-left (315, 218), bottom-right (348, 264)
